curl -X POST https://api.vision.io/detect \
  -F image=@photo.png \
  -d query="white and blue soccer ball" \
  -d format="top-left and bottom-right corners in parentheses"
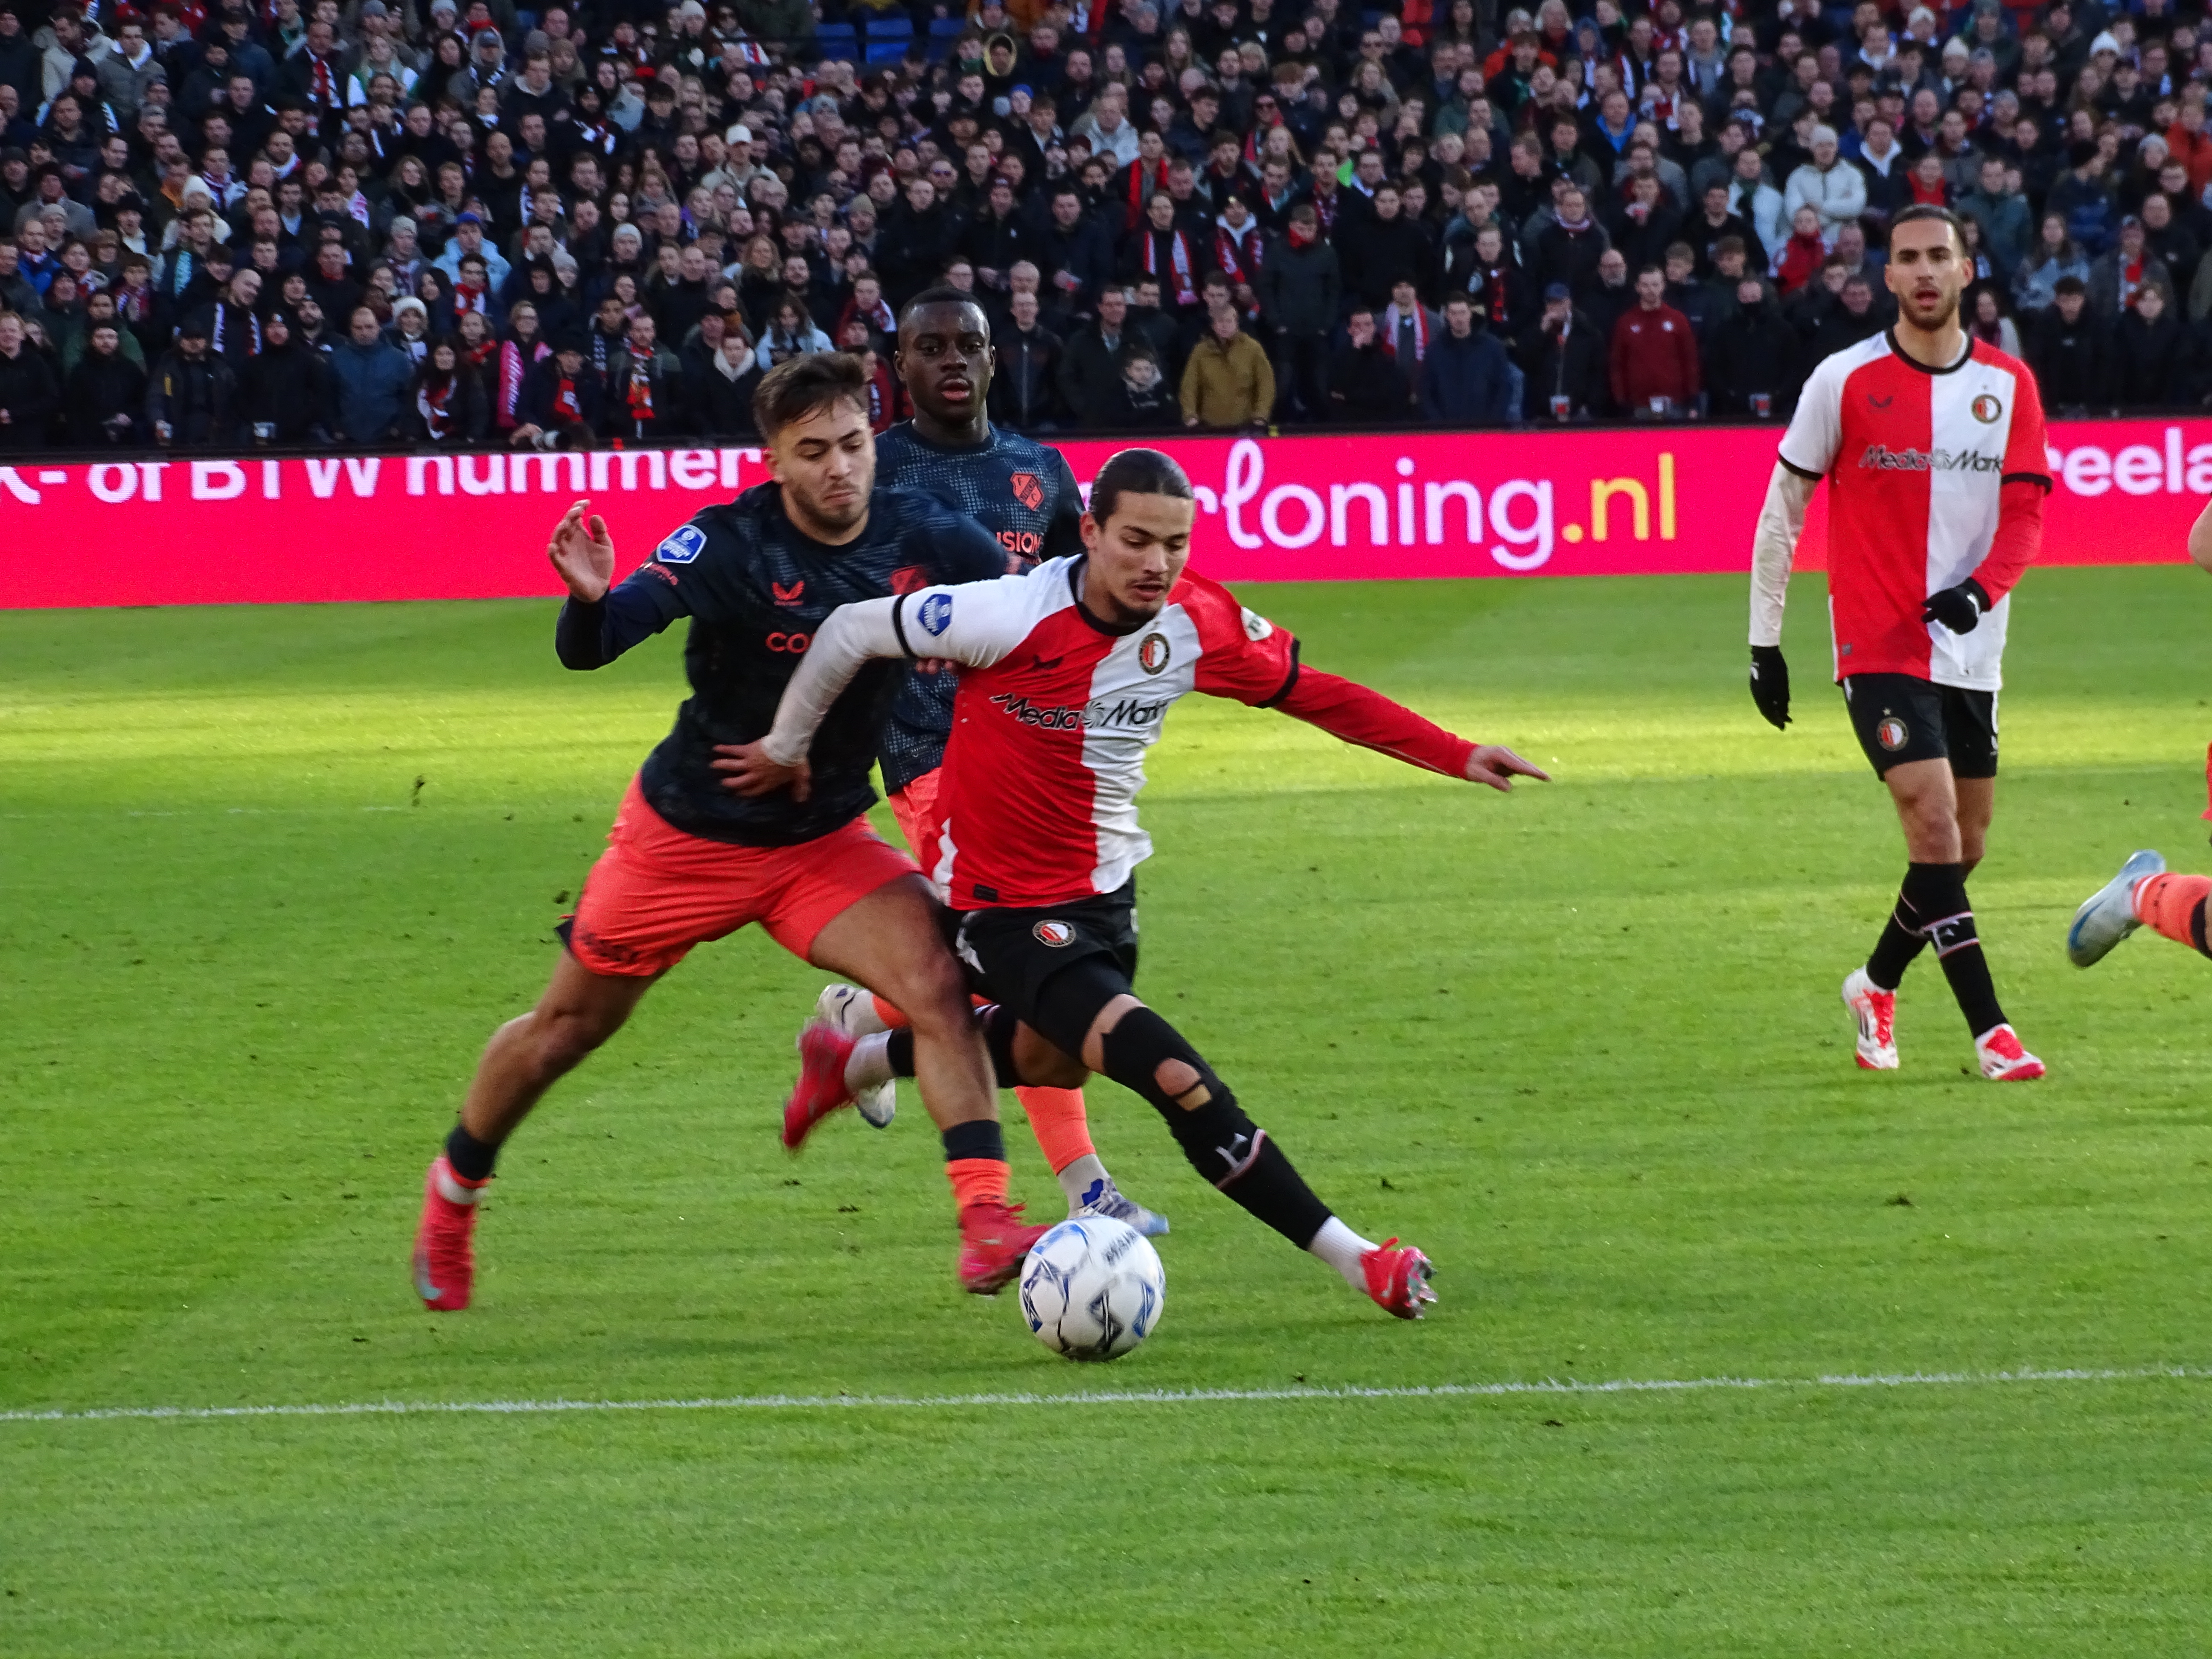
top-left (1018, 1216), bottom-right (1164, 1362)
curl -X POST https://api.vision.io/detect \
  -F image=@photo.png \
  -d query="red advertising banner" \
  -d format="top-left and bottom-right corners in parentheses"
top-left (0, 419), bottom-right (2201, 609)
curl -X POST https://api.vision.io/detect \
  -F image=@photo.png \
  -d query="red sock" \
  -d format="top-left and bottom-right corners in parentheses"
top-left (2135, 873), bottom-right (2212, 948)
top-left (871, 995), bottom-right (911, 1030)
top-left (946, 1157), bottom-right (1008, 1211)
top-left (1016, 1086), bottom-right (1094, 1174)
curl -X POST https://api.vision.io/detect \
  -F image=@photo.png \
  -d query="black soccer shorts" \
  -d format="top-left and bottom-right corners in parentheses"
top-left (945, 880), bottom-right (1140, 1029)
top-left (1841, 672), bottom-right (1999, 780)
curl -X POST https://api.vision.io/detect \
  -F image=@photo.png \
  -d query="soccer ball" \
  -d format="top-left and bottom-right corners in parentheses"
top-left (1018, 1216), bottom-right (1165, 1362)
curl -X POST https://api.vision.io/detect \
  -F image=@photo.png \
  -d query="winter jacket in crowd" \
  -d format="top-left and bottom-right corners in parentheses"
top-left (0, 339), bottom-right (59, 446)
top-left (1418, 325), bottom-right (1515, 425)
top-left (145, 346), bottom-right (237, 446)
top-left (327, 335), bottom-right (415, 444)
top-left (1609, 302), bottom-right (1701, 410)
top-left (1179, 327), bottom-right (1275, 428)
top-left (1326, 337), bottom-right (1410, 422)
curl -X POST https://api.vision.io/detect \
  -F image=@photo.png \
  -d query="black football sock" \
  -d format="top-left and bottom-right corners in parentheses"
top-left (444, 1123), bottom-right (499, 1182)
top-left (885, 1028), bottom-right (916, 1078)
top-left (1911, 862), bottom-right (2007, 1036)
top-left (1215, 1133), bottom-right (1333, 1248)
top-left (1865, 876), bottom-right (1929, 992)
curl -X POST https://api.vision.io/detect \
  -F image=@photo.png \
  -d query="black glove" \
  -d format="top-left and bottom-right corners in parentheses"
top-left (1749, 644), bottom-right (1791, 730)
top-left (1921, 578), bottom-right (1990, 634)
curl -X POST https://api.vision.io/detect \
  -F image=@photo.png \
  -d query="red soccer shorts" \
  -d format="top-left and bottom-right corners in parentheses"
top-left (888, 767), bottom-right (946, 875)
top-left (567, 775), bottom-right (920, 977)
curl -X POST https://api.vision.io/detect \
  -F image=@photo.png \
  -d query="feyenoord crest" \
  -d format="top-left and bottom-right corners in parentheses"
top-left (1138, 632), bottom-right (1171, 674)
top-left (1877, 714), bottom-right (1909, 751)
top-left (1970, 393), bottom-right (2002, 423)
top-left (1009, 471), bottom-right (1044, 511)
top-left (1033, 920), bottom-right (1075, 947)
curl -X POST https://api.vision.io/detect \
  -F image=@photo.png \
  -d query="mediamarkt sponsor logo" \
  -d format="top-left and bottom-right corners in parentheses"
top-left (1859, 444), bottom-right (2002, 473)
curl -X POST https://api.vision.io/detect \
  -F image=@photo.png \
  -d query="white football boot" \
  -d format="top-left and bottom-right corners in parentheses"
top-left (1975, 1025), bottom-right (2046, 1081)
top-left (2067, 850), bottom-right (2165, 968)
top-left (1072, 1173), bottom-right (1170, 1238)
top-left (1841, 966), bottom-right (1899, 1071)
top-left (815, 983), bottom-right (896, 1127)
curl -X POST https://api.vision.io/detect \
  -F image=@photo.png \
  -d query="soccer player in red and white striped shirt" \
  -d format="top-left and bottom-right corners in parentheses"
top-left (1745, 205), bottom-right (2049, 1082)
top-left (722, 449), bottom-right (1549, 1318)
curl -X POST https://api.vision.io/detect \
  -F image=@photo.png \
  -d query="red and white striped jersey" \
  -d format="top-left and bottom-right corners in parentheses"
top-left (1778, 332), bottom-right (2051, 690)
top-left (894, 557), bottom-right (1298, 908)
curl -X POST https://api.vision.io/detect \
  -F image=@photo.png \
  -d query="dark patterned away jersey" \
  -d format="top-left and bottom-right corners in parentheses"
top-left (872, 421), bottom-right (1085, 793)
top-left (555, 481), bottom-right (1006, 847)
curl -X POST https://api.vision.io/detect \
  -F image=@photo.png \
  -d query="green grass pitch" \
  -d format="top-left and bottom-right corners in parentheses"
top-left (5, 565), bottom-right (2212, 1655)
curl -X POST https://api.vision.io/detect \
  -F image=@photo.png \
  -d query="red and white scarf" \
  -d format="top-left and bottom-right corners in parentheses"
top-left (454, 281), bottom-right (489, 318)
top-left (1142, 228), bottom-right (1198, 306)
top-left (1214, 218), bottom-right (1263, 284)
top-left (498, 338), bottom-right (547, 425)
top-left (417, 376), bottom-right (455, 440)
top-left (1123, 156), bottom-right (1171, 229)
top-left (552, 373), bottom-right (582, 422)
top-left (1381, 301), bottom-right (1430, 361)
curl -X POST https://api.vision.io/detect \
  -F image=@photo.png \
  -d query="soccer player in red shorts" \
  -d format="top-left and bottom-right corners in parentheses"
top-left (1745, 205), bottom-right (2048, 1082)
top-left (721, 449), bottom-right (1551, 1320)
top-left (2064, 508), bottom-right (2212, 970)
top-left (410, 354), bottom-right (1050, 1313)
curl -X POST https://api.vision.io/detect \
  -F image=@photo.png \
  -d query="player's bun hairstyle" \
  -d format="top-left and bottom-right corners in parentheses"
top-left (898, 286), bottom-right (990, 332)
top-left (1888, 204), bottom-right (1968, 252)
top-left (1089, 448), bottom-right (1193, 523)
top-left (753, 351), bottom-right (872, 442)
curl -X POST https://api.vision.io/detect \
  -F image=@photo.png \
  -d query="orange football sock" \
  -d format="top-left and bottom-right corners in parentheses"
top-left (870, 995), bottom-right (911, 1030)
top-left (2135, 872), bottom-right (2212, 949)
top-left (1016, 1086), bottom-right (1095, 1174)
top-left (946, 1156), bottom-right (1009, 1211)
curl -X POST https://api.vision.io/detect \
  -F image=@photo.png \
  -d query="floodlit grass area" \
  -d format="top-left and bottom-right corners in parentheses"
top-left (4, 566), bottom-right (2212, 1655)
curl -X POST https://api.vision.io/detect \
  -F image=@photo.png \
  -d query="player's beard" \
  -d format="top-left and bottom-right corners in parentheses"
top-left (1902, 286), bottom-right (1961, 333)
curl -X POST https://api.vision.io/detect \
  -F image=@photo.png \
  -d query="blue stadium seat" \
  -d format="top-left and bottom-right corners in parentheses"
top-left (864, 38), bottom-right (911, 61)
top-left (926, 15), bottom-right (966, 59)
top-left (812, 21), bottom-right (858, 61)
top-left (864, 12), bottom-right (914, 43)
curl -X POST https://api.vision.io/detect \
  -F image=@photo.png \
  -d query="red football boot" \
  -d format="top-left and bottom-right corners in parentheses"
top-left (957, 1199), bottom-right (1050, 1295)
top-left (783, 1019), bottom-right (858, 1151)
top-left (413, 1155), bottom-right (487, 1311)
top-left (1362, 1238), bottom-right (1437, 1320)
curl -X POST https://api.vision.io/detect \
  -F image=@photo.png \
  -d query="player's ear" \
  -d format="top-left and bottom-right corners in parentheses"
top-left (1079, 511), bottom-right (1101, 553)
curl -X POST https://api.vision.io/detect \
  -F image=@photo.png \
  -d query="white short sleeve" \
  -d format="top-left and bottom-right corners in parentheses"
top-left (891, 559), bottom-right (1072, 671)
top-left (1776, 353), bottom-right (1846, 480)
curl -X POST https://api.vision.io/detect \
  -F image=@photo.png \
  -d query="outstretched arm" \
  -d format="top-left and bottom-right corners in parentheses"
top-left (716, 582), bottom-right (1023, 797)
top-left (2193, 498), bottom-right (2212, 575)
top-left (1272, 668), bottom-right (1549, 792)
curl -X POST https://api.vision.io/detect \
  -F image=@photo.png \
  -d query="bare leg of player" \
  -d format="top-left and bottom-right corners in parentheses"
top-left (804, 876), bottom-right (998, 1137)
top-left (415, 952), bottom-right (658, 1310)
top-left (1843, 758), bottom-right (2041, 1079)
top-left (803, 877), bottom-right (1047, 1295)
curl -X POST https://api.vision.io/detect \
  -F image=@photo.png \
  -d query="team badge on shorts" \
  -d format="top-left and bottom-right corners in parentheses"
top-left (1877, 714), bottom-right (1910, 751)
top-left (1009, 471), bottom-right (1043, 511)
top-left (1970, 393), bottom-right (2003, 423)
top-left (1033, 920), bottom-right (1075, 947)
top-left (1138, 632), bottom-right (1171, 674)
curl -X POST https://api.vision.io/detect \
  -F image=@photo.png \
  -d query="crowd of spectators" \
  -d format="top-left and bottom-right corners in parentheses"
top-left (1, 0), bottom-right (2211, 453)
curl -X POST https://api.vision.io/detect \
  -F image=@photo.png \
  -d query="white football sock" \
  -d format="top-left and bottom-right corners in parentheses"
top-left (844, 1031), bottom-right (895, 1094)
top-left (1057, 1152), bottom-right (1111, 1211)
top-left (1307, 1216), bottom-right (1377, 1290)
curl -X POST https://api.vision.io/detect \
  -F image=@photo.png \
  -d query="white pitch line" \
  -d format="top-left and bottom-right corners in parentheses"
top-left (3, 1365), bottom-right (2207, 1428)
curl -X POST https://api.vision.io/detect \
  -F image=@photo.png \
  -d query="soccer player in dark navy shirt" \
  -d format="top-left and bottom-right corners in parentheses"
top-left (411, 354), bottom-right (1053, 1315)
top-left (798, 287), bottom-right (1171, 1241)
